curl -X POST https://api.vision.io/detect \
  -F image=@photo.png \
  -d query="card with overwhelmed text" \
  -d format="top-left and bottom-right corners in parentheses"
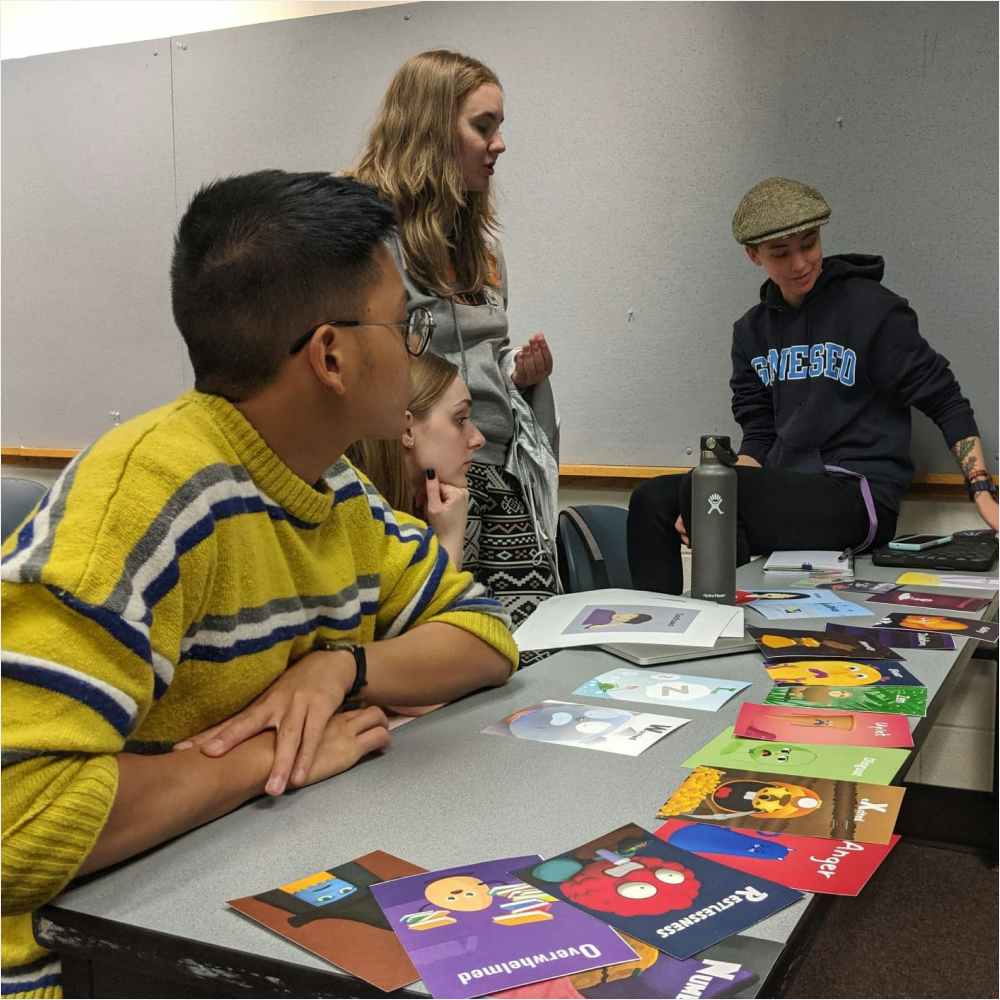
top-left (734, 702), bottom-right (914, 748)
top-left (227, 851), bottom-right (424, 992)
top-left (742, 589), bottom-right (870, 621)
top-left (490, 931), bottom-right (761, 998)
top-left (763, 683), bottom-right (927, 715)
top-left (574, 667), bottom-right (750, 713)
top-left (482, 701), bottom-right (689, 756)
top-left (370, 856), bottom-right (638, 999)
top-left (656, 766), bottom-right (904, 844)
top-left (824, 622), bottom-right (957, 651)
top-left (764, 659), bottom-right (923, 688)
top-left (876, 613), bottom-right (998, 644)
top-left (655, 820), bottom-right (901, 896)
top-left (866, 589), bottom-right (992, 612)
top-left (749, 626), bottom-right (898, 661)
top-left (514, 824), bottom-right (803, 961)
top-left (684, 727), bottom-right (909, 784)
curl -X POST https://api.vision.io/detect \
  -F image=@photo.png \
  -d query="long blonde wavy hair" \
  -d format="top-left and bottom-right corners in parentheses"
top-left (347, 352), bottom-right (460, 514)
top-left (353, 49), bottom-right (501, 298)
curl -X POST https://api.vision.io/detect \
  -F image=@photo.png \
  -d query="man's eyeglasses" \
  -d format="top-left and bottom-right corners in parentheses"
top-left (288, 307), bottom-right (434, 358)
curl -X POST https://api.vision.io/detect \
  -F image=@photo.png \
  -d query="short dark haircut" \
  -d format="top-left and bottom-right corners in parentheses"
top-left (171, 170), bottom-right (396, 400)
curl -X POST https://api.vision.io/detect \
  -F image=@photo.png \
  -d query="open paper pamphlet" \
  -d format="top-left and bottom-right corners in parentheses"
top-left (513, 589), bottom-right (744, 652)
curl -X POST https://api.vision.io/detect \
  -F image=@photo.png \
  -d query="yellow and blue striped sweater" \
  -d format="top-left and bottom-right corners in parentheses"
top-left (1, 391), bottom-right (517, 997)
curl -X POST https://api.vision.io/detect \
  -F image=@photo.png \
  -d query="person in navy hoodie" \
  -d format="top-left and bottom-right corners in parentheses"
top-left (629, 177), bottom-right (997, 594)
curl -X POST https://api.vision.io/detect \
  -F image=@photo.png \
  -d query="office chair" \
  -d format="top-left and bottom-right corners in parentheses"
top-left (556, 504), bottom-right (632, 593)
top-left (2, 476), bottom-right (48, 543)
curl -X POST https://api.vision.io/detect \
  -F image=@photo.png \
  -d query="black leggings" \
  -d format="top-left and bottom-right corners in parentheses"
top-left (627, 467), bottom-right (898, 594)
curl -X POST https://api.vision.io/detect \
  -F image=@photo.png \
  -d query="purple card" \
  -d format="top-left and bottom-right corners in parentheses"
top-left (370, 856), bottom-right (637, 998)
top-left (876, 613), bottom-right (999, 645)
top-left (866, 589), bottom-right (992, 612)
top-left (515, 824), bottom-right (803, 961)
top-left (825, 623), bottom-right (956, 651)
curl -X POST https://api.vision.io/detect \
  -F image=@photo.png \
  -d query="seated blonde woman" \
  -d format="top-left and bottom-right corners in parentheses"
top-left (349, 352), bottom-right (485, 568)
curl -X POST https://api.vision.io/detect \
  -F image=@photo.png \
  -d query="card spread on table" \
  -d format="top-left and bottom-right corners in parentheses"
top-left (824, 622), bottom-right (957, 651)
top-left (819, 579), bottom-right (899, 595)
top-left (482, 701), bottom-right (689, 756)
top-left (369, 856), bottom-right (638, 999)
top-left (764, 659), bottom-right (923, 688)
top-left (749, 626), bottom-right (899, 662)
top-left (866, 589), bottom-right (992, 612)
top-left (734, 702), bottom-right (914, 748)
top-left (895, 571), bottom-right (999, 592)
top-left (764, 683), bottom-right (927, 715)
top-left (876, 613), bottom-right (999, 644)
top-left (574, 667), bottom-right (750, 713)
top-left (741, 589), bottom-right (870, 621)
top-left (227, 851), bottom-right (424, 992)
top-left (513, 589), bottom-right (743, 651)
top-left (655, 820), bottom-right (901, 896)
top-left (684, 727), bottom-right (909, 784)
top-left (513, 823), bottom-right (803, 961)
top-left (656, 766), bottom-right (904, 844)
top-left (490, 931), bottom-right (761, 998)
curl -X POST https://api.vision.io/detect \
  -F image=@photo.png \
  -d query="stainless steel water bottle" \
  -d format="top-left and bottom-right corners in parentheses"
top-left (690, 435), bottom-right (738, 603)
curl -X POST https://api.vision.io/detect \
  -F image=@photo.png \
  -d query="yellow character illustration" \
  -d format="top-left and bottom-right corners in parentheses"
top-left (767, 660), bottom-right (882, 686)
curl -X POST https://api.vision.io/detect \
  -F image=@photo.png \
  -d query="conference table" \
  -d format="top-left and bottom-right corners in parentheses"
top-left (36, 559), bottom-right (997, 998)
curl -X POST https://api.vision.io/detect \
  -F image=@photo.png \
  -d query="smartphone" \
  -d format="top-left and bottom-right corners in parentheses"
top-left (888, 533), bottom-right (954, 551)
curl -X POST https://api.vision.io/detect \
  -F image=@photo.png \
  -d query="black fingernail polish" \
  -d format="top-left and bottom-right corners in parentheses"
top-left (425, 468), bottom-right (436, 480)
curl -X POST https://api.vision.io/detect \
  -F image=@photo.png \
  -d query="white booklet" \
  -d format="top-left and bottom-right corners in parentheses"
top-left (762, 549), bottom-right (850, 573)
top-left (513, 588), bottom-right (744, 652)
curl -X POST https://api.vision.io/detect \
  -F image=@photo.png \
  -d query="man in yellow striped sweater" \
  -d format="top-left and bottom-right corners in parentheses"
top-left (1, 170), bottom-right (519, 997)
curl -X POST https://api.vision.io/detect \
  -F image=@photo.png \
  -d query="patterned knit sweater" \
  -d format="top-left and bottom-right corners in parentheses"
top-left (0, 391), bottom-right (518, 997)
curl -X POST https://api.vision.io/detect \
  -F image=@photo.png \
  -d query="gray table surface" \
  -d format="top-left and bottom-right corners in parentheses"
top-left (48, 558), bottom-right (996, 991)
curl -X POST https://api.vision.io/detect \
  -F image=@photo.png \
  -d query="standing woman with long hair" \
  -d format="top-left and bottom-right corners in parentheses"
top-left (354, 50), bottom-right (560, 640)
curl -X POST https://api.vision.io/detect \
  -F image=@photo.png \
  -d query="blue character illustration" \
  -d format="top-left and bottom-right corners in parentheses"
top-left (292, 874), bottom-right (359, 907)
top-left (665, 824), bottom-right (789, 860)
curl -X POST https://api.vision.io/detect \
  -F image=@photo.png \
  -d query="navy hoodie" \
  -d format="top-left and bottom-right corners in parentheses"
top-left (730, 254), bottom-right (978, 512)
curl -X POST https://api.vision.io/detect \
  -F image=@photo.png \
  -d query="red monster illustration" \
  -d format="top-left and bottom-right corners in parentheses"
top-left (560, 856), bottom-right (701, 917)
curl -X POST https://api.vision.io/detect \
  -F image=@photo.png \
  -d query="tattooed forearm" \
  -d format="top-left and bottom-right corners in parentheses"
top-left (952, 436), bottom-right (988, 480)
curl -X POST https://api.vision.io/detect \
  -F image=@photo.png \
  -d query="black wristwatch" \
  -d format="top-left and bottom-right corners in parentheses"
top-left (314, 639), bottom-right (368, 702)
top-left (967, 477), bottom-right (998, 502)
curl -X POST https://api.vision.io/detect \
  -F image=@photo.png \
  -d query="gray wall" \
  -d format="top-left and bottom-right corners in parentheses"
top-left (3, 2), bottom-right (996, 472)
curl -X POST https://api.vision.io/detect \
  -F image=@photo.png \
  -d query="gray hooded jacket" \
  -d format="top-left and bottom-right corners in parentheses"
top-left (387, 237), bottom-right (561, 586)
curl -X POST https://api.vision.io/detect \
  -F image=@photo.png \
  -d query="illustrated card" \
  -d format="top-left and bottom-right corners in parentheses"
top-left (227, 851), bottom-right (424, 992)
top-left (818, 579), bottom-right (898, 595)
top-left (748, 626), bottom-right (898, 661)
top-left (574, 667), bottom-right (750, 713)
top-left (734, 702), bottom-right (914, 748)
top-left (825, 622), bottom-right (956, 651)
top-left (866, 589), bottom-right (992, 612)
top-left (763, 683), bottom-right (927, 716)
top-left (876, 613), bottom-right (998, 644)
top-left (655, 766), bottom-right (904, 844)
top-left (514, 824), bottom-right (803, 960)
top-left (491, 931), bottom-right (761, 998)
top-left (369, 856), bottom-right (638, 998)
top-left (482, 701), bottom-right (689, 756)
top-left (764, 659), bottom-right (923, 688)
top-left (564, 604), bottom-right (700, 636)
top-left (655, 820), bottom-right (901, 897)
top-left (895, 571), bottom-right (998, 592)
top-left (742, 590), bottom-right (870, 621)
top-left (683, 727), bottom-right (909, 784)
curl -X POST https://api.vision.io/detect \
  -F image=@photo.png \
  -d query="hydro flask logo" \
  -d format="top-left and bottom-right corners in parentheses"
top-left (707, 492), bottom-right (724, 515)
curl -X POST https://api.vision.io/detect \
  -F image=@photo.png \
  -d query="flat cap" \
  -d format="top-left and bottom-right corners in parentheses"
top-left (732, 177), bottom-right (831, 245)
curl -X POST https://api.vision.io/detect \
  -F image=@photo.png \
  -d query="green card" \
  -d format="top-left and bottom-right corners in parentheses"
top-left (683, 727), bottom-right (910, 784)
top-left (764, 684), bottom-right (927, 716)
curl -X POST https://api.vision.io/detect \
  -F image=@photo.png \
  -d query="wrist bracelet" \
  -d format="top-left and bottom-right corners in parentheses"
top-left (313, 638), bottom-right (368, 701)
top-left (967, 477), bottom-right (998, 502)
